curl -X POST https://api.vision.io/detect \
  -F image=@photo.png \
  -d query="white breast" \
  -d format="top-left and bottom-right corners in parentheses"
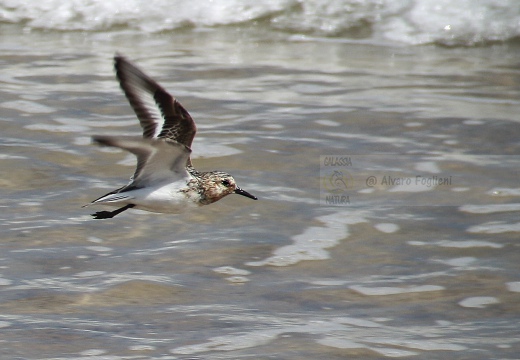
top-left (130, 182), bottom-right (201, 213)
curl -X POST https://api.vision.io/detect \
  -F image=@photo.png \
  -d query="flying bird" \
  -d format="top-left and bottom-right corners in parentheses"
top-left (84, 55), bottom-right (257, 219)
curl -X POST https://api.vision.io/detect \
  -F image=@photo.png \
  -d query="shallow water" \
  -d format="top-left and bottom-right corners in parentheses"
top-left (1, 24), bottom-right (520, 359)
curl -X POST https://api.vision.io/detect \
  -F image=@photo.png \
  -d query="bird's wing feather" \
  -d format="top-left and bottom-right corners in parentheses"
top-left (114, 55), bottom-right (197, 148)
top-left (92, 135), bottom-right (192, 186)
top-left (89, 191), bottom-right (135, 205)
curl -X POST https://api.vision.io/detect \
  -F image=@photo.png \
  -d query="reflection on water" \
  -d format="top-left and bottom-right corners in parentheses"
top-left (1, 24), bottom-right (520, 359)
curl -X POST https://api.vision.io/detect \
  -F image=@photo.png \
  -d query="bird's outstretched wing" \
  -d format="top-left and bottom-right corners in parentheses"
top-left (114, 55), bottom-right (197, 148)
top-left (92, 135), bottom-right (191, 187)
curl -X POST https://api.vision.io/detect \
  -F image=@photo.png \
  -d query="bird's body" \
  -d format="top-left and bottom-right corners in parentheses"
top-left (85, 55), bottom-right (257, 219)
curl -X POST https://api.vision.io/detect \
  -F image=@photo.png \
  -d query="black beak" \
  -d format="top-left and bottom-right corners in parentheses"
top-left (234, 187), bottom-right (258, 200)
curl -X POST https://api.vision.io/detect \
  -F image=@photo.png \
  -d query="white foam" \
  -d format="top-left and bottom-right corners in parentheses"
top-left (79, 349), bottom-right (106, 356)
top-left (191, 140), bottom-right (243, 159)
top-left (458, 296), bottom-right (499, 308)
top-left (451, 187), bottom-right (469, 192)
top-left (75, 271), bottom-right (106, 278)
top-left (224, 276), bottom-right (250, 283)
top-left (73, 136), bottom-right (92, 146)
top-left (2, 0), bottom-right (519, 46)
top-left (371, 347), bottom-right (419, 357)
top-left (310, 279), bottom-right (348, 286)
top-left (415, 161), bottom-right (440, 174)
top-left (506, 282), bottom-right (520, 293)
top-left (19, 202), bottom-right (42, 207)
top-left (172, 328), bottom-right (279, 354)
top-left (413, 240), bottom-right (502, 249)
top-left (436, 257), bottom-right (476, 268)
top-left (320, 328), bottom-right (462, 357)
top-left (487, 188), bottom-right (520, 196)
top-left (358, 188), bottom-right (375, 194)
top-left (315, 119), bottom-right (340, 127)
top-left (262, 123), bottom-right (285, 129)
top-left (167, 308), bottom-right (497, 357)
top-left (467, 221), bottom-right (520, 234)
top-left (0, 278), bottom-right (13, 286)
top-left (366, 338), bottom-right (467, 352)
top-left (404, 122), bottom-right (423, 127)
top-left (213, 266), bottom-right (251, 276)
top-left (463, 119), bottom-right (486, 125)
top-left (319, 337), bottom-right (421, 357)
top-left (460, 204), bottom-right (520, 214)
top-left (1, 100), bottom-right (56, 113)
top-left (350, 285), bottom-right (444, 296)
top-left (129, 345), bottom-right (156, 351)
top-left (317, 337), bottom-right (366, 350)
top-left (374, 223), bottom-right (400, 233)
top-left (86, 246), bottom-right (113, 252)
top-left (0, 154), bottom-right (26, 160)
top-left (25, 123), bottom-right (90, 133)
top-left (246, 211), bottom-right (367, 266)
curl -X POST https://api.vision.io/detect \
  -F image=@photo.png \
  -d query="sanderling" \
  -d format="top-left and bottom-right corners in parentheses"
top-left (84, 54), bottom-right (257, 219)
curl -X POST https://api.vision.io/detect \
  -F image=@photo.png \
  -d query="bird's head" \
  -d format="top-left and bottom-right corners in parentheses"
top-left (201, 172), bottom-right (257, 204)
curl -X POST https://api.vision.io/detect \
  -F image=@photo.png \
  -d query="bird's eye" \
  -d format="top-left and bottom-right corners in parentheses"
top-left (221, 179), bottom-right (231, 187)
